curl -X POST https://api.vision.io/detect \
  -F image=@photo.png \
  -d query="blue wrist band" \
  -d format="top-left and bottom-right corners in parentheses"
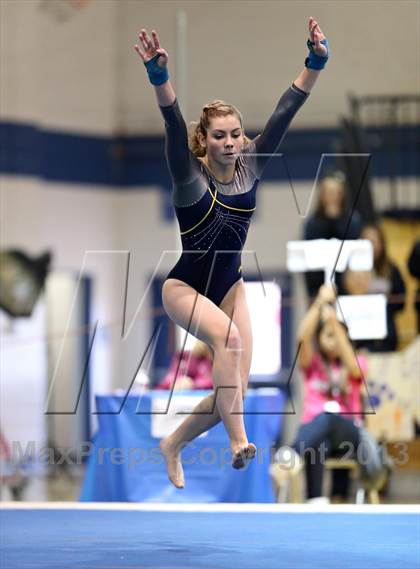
top-left (144, 53), bottom-right (169, 86)
top-left (305, 38), bottom-right (329, 70)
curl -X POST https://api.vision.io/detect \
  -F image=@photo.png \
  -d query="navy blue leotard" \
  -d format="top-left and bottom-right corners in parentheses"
top-left (161, 84), bottom-right (308, 306)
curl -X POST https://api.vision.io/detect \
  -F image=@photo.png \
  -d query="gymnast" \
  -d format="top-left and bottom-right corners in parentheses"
top-left (134, 18), bottom-right (329, 488)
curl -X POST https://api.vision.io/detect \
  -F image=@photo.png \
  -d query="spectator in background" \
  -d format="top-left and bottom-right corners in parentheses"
top-left (407, 239), bottom-right (420, 436)
top-left (343, 223), bottom-right (406, 352)
top-left (155, 340), bottom-right (213, 391)
top-left (407, 239), bottom-right (420, 334)
top-left (272, 284), bottom-right (370, 503)
top-left (303, 172), bottom-right (362, 299)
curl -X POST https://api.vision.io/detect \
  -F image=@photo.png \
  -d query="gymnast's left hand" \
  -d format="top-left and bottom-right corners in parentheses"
top-left (309, 17), bottom-right (328, 57)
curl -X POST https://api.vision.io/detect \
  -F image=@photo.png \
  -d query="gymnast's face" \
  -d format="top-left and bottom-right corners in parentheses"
top-left (203, 115), bottom-right (245, 166)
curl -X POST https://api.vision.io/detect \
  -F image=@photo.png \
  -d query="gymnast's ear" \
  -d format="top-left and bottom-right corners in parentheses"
top-left (197, 131), bottom-right (206, 148)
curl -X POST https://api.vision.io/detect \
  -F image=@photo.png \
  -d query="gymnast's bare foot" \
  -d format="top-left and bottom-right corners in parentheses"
top-left (160, 437), bottom-right (185, 488)
top-left (232, 442), bottom-right (257, 470)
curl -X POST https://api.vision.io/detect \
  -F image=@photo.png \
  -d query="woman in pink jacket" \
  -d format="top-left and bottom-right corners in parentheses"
top-left (155, 341), bottom-right (213, 391)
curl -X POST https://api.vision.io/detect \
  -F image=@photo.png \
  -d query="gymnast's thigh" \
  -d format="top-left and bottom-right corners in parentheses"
top-left (219, 279), bottom-right (253, 391)
top-left (162, 278), bottom-right (237, 349)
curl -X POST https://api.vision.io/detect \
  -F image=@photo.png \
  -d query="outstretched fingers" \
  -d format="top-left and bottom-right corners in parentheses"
top-left (134, 29), bottom-right (149, 60)
top-left (141, 28), bottom-right (153, 50)
top-left (134, 43), bottom-right (145, 60)
top-left (134, 28), bottom-right (158, 62)
top-left (151, 29), bottom-right (160, 49)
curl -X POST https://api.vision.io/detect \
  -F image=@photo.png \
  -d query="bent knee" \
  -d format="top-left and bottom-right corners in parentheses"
top-left (213, 322), bottom-right (242, 353)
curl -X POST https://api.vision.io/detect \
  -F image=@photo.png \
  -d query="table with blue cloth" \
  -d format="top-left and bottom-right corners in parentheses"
top-left (80, 388), bottom-right (285, 503)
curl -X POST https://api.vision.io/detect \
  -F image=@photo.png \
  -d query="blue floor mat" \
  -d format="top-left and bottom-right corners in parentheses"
top-left (1, 507), bottom-right (419, 569)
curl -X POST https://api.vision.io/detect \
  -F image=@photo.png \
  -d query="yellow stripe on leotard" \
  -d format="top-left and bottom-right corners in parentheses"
top-left (179, 187), bottom-right (218, 236)
top-left (179, 186), bottom-right (256, 236)
top-left (208, 186), bottom-right (256, 213)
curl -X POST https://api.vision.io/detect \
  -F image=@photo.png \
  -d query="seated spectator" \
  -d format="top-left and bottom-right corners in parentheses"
top-left (407, 239), bottom-right (420, 436)
top-left (407, 239), bottom-right (420, 334)
top-left (303, 172), bottom-right (362, 299)
top-left (273, 284), bottom-right (385, 503)
top-left (343, 223), bottom-right (406, 352)
top-left (155, 340), bottom-right (213, 391)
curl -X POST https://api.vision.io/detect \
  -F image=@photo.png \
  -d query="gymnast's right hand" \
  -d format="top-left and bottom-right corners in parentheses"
top-left (134, 29), bottom-right (169, 68)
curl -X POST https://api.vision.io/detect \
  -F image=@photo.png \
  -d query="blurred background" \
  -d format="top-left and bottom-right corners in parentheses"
top-left (1, 0), bottom-right (419, 504)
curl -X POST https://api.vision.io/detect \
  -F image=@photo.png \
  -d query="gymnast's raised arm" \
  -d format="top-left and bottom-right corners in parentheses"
top-left (134, 29), bottom-right (194, 186)
top-left (252, 17), bottom-right (329, 175)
